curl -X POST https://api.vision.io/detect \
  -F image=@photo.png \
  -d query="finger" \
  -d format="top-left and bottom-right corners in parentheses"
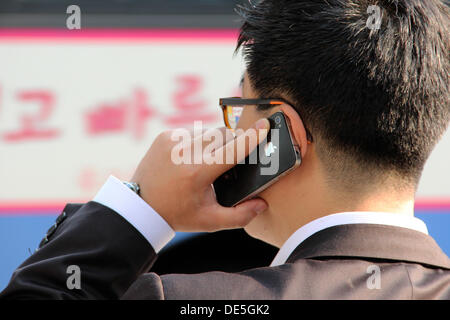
top-left (176, 127), bottom-right (235, 165)
top-left (192, 127), bottom-right (210, 139)
top-left (171, 126), bottom-right (232, 163)
top-left (200, 127), bottom-right (236, 162)
top-left (203, 118), bottom-right (270, 180)
top-left (196, 127), bottom-right (235, 152)
top-left (206, 198), bottom-right (268, 231)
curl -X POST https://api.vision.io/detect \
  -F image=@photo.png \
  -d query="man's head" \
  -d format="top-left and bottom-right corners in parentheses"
top-left (233, 0), bottom-right (450, 246)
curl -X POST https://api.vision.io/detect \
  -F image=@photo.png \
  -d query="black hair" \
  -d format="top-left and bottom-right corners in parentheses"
top-left (236, 0), bottom-right (450, 187)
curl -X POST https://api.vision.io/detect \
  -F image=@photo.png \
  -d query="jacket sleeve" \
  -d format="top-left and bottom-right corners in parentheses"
top-left (0, 201), bottom-right (157, 300)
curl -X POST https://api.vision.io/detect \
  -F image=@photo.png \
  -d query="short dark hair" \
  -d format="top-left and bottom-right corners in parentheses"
top-left (236, 0), bottom-right (450, 188)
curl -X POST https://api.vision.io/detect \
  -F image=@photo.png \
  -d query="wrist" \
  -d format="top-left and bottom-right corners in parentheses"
top-left (129, 176), bottom-right (177, 231)
top-left (94, 176), bottom-right (176, 252)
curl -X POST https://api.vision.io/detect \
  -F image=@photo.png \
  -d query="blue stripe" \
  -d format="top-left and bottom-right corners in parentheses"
top-left (0, 211), bottom-right (449, 292)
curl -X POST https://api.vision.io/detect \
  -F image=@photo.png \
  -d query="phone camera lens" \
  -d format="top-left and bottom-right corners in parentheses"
top-left (275, 116), bottom-right (281, 124)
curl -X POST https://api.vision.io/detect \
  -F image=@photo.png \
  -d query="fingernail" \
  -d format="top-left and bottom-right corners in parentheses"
top-left (254, 202), bottom-right (267, 214)
top-left (255, 118), bottom-right (269, 130)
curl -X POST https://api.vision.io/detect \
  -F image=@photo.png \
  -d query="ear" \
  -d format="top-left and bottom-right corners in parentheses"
top-left (277, 104), bottom-right (309, 159)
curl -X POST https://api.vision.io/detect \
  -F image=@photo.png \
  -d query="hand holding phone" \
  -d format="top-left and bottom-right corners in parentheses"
top-left (213, 112), bottom-right (301, 207)
top-left (131, 118), bottom-right (270, 232)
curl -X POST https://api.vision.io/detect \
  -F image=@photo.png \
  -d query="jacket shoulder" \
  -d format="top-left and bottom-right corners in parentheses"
top-left (125, 258), bottom-right (450, 300)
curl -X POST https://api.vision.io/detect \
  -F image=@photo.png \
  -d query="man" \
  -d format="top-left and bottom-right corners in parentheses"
top-left (1, 0), bottom-right (449, 299)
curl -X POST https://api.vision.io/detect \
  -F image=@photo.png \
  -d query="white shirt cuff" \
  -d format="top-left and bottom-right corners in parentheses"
top-left (93, 175), bottom-right (175, 253)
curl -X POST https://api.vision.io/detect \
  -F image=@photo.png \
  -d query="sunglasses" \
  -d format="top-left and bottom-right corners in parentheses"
top-left (219, 97), bottom-right (313, 141)
top-left (219, 97), bottom-right (285, 129)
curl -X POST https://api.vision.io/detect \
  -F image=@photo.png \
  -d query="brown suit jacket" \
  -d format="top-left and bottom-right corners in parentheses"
top-left (1, 202), bottom-right (449, 299)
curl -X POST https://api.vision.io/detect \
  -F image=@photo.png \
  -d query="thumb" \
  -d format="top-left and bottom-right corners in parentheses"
top-left (210, 198), bottom-right (268, 230)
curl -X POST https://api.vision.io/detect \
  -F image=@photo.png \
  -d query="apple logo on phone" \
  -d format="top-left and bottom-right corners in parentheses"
top-left (264, 142), bottom-right (278, 157)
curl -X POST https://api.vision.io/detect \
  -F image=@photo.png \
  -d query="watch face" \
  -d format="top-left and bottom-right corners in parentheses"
top-left (123, 181), bottom-right (140, 195)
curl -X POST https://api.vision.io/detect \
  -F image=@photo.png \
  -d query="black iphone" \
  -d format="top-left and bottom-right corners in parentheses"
top-left (213, 111), bottom-right (302, 207)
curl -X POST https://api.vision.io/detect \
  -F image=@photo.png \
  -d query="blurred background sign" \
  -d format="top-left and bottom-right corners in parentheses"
top-left (0, 0), bottom-right (449, 291)
top-left (0, 28), bottom-right (243, 205)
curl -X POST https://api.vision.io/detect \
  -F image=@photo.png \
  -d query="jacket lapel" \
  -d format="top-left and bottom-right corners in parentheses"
top-left (286, 224), bottom-right (450, 270)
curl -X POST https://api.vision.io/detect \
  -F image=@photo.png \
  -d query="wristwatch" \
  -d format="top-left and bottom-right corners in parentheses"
top-left (122, 181), bottom-right (141, 196)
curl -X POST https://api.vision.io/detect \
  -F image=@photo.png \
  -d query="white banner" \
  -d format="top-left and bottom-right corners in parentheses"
top-left (0, 30), bottom-right (448, 208)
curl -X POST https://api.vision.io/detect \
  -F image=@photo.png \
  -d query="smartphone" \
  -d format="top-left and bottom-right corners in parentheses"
top-left (213, 111), bottom-right (302, 207)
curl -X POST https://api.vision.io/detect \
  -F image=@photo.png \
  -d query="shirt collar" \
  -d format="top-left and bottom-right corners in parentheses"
top-left (270, 211), bottom-right (428, 267)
